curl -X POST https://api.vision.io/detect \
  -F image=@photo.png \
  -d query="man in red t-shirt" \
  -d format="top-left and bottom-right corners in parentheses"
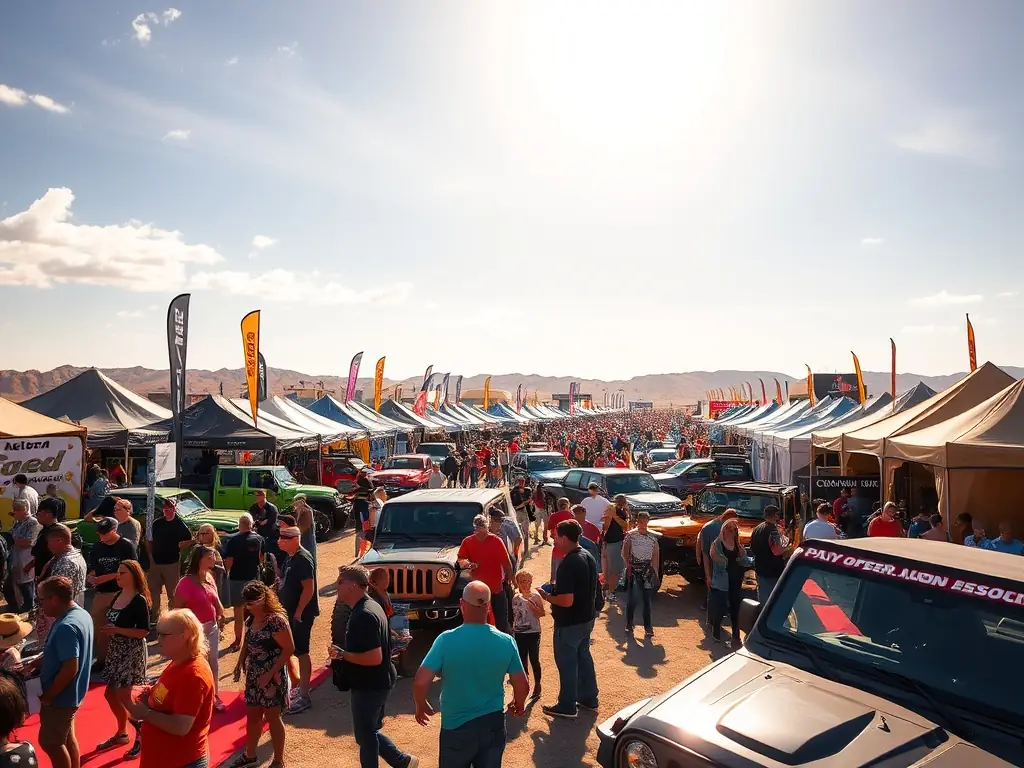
top-left (572, 503), bottom-right (602, 544)
top-left (868, 502), bottom-right (904, 538)
top-left (546, 497), bottom-right (574, 581)
top-left (458, 514), bottom-right (513, 633)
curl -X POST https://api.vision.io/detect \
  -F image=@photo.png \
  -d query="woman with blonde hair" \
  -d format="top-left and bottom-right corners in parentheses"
top-left (228, 581), bottom-right (293, 768)
top-left (175, 546), bottom-right (227, 711)
top-left (97, 560), bottom-right (152, 757)
top-left (127, 608), bottom-right (215, 768)
top-left (709, 518), bottom-right (746, 647)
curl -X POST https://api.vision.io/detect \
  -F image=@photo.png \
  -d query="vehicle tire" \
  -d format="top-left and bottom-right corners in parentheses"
top-left (310, 505), bottom-right (333, 543)
top-left (546, 495), bottom-right (557, 516)
top-left (71, 531), bottom-right (84, 551)
top-left (332, 502), bottom-right (352, 531)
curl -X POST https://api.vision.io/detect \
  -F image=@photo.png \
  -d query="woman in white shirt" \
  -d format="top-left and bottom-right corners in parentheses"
top-left (621, 510), bottom-right (660, 638)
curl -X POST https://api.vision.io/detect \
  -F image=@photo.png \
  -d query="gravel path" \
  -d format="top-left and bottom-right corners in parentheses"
top-left (215, 530), bottom-right (726, 767)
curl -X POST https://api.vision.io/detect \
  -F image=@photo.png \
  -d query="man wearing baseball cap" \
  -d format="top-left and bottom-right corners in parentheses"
top-left (278, 526), bottom-right (319, 714)
top-left (87, 518), bottom-right (136, 666)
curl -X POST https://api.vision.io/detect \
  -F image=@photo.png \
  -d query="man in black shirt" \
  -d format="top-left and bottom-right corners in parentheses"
top-left (147, 498), bottom-right (193, 624)
top-left (539, 519), bottom-right (599, 719)
top-left (278, 526), bottom-right (318, 715)
top-left (28, 504), bottom-right (59, 579)
top-left (222, 513), bottom-right (264, 650)
top-left (39, 486), bottom-right (66, 522)
top-left (88, 517), bottom-right (137, 664)
top-left (749, 505), bottom-right (786, 603)
top-left (331, 564), bottom-right (417, 768)
top-left (249, 490), bottom-right (280, 557)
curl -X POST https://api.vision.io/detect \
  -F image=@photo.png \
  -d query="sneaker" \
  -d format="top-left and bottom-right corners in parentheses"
top-left (405, 757), bottom-right (420, 768)
top-left (542, 704), bottom-right (578, 719)
top-left (125, 738), bottom-right (142, 760)
top-left (285, 693), bottom-right (312, 715)
top-left (577, 700), bottom-right (599, 712)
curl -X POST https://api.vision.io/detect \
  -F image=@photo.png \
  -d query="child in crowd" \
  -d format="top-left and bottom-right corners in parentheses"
top-left (512, 569), bottom-right (545, 699)
top-left (0, 671), bottom-right (35, 766)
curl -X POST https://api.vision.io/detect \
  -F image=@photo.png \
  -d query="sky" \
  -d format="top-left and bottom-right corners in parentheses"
top-left (3, 0), bottom-right (1024, 381)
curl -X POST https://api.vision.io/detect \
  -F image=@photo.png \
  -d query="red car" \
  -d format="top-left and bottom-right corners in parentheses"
top-left (320, 454), bottom-right (369, 493)
top-left (370, 454), bottom-right (435, 496)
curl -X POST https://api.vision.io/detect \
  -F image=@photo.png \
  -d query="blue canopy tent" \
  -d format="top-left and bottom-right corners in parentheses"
top-left (309, 396), bottom-right (395, 437)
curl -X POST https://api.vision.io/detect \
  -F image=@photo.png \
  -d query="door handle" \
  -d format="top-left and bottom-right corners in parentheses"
top-left (216, 490), bottom-right (227, 495)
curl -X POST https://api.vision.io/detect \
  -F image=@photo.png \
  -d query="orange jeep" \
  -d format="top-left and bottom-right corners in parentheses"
top-left (649, 481), bottom-right (802, 583)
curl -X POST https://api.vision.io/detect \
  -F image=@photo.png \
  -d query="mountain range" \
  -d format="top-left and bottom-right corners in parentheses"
top-left (3, 365), bottom-right (1021, 406)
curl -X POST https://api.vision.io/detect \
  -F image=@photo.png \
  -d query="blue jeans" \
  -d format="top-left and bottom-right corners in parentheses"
top-left (553, 620), bottom-right (598, 710)
top-left (439, 711), bottom-right (506, 768)
top-left (757, 574), bottom-right (778, 604)
top-left (17, 582), bottom-right (34, 612)
top-left (626, 578), bottom-right (653, 633)
top-left (350, 687), bottom-right (411, 768)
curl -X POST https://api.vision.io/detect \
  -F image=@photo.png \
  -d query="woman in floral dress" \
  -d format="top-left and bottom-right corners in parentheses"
top-left (228, 581), bottom-right (294, 768)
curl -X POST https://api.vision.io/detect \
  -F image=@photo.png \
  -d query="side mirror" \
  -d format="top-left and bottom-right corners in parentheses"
top-left (738, 598), bottom-right (762, 634)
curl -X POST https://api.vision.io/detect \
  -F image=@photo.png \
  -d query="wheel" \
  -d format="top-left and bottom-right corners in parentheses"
top-left (332, 502), bottom-right (352, 531)
top-left (71, 531), bottom-right (84, 551)
top-left (309, 504), bottom-right (333, 543)
top-left (546, 495), bottom-right (557, 516)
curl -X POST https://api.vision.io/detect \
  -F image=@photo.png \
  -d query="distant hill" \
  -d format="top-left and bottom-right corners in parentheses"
top-left (2, 365), bottom-right (1020, 406)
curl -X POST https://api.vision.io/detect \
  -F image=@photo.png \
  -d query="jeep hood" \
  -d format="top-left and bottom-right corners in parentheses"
top-left (626, 653), bottom-right (1014, 767)
top-left (288, 484), bottom-right (337, 498)
top-left (625, 491), bottom-right (683, 506)
top-left (531, 469), bottom-right (570, 482)
top-left (361, 543), bottom-right (461, 566)
top-left (649, 514), bottom-right (759, 537)
top-left (186, 508), bottom-right (245, 529)
top-left (373, 469), bottom-right (427, 481)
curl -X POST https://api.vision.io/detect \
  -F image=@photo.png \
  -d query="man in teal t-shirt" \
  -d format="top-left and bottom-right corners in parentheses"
top-left (413, 581), bottom-right (528, 767)
top-left (36, 575), bottom-right (94, 768)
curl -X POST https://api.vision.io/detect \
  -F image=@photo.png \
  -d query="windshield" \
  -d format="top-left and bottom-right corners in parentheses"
top-left (384, 457), bottom-right (427, 470)
top-left (528, 455), bottom-right (568, 471)
top-left (377, 502), bottom-right (481, 538)
top-left (169, 492), bottom-right (207, 517)
top-left (761, 552), bottom-right (1024, 725)
top-left (606, 473), bottom-right (659, 495)
top-left (664, 460), bottom-right (698, 475)
top-left (697, 489), bottom-right (774, 519)
top-left (274, 468), bottom-right (297, 487)
top-left (648, 450), bottom-right (676, 461)
top-left (417, 444), bottom-right (451, 459)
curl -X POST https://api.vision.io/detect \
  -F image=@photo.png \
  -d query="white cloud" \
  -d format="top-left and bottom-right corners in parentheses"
top-left (0, 84), bottom-right (70, 114)
top-left (189, 269), bottom-right (413, 306)
top-left (225, 56), bottom-right (239, 67)
top-left (116, 309), bottom-right (145, 318)
top-left (909, 290), bottom-right (983, 307)
top-left (0, 188), bottom-right (413, 307)
top-left (132, 8), bottom-right (181, 44)
top-left (892, 110), bottom-right (1001, 166)
top-left (861, 237), bottom-right (883, 246)
top-left (0, 188), bottom-right (223, 291)
top-left (163, 128), bottom-right (191, 141)
top-left (996, 291), bottom-right (1018, 299)
top-left (251, 235), bottom-right (277, 250)
top-left (277, 42), bottom-right (299, 58)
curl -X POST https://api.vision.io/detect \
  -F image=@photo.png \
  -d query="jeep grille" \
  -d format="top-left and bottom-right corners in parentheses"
top-left (386, 567), bottom-right (435, 599)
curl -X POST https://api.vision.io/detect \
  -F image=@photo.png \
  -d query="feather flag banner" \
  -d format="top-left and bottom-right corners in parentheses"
top-left (775, 378), bottom-right (783, 405)
top-left (890, 338), bottom-right (897, 411)
top-left (805, 365), bottom-right (816, 406)
top-left (967, 314), bottom-right (977, 372)
top-left (851, 352), bottom-right (866, 404)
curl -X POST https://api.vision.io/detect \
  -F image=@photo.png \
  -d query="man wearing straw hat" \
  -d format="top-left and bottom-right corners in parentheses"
top-left (0, 612), bottom-right (32, 670)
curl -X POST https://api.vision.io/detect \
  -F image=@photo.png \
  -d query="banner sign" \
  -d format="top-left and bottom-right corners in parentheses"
top-left (516, 384), bottom-right (523, 413)
top-left (241, 310), bottom-right (260, 425)
top-left (709, 400), bottom-right (742, 419)
top-left (454, 375), bottom-right (463, 404)
top-left (810, 373), bottom-right (864, 402)
top-left (800, 546), bottom-right (1024, 607)
top-left (440, 373), bottom-right (450, 404)
top-left (798, 475), bottom-right (880, 504)
top-left (414, 390), bottom-right (428, 417)
top-left (483, 376), bottom-right (492, 409)
top-left (166, 293), bottom-right (190, 484)
top-left (373, 356), bottom-right (386, 412)
top-left (257, 352), bottom-right (268, 402)
top-left (421, 365), bottom-right (434, 392)
top-left (344, 352), bottom-right (363, 404)
top-left (0, 436), bottom-right (84, 523)
top-left (568, 382), bottom-right (576, 415)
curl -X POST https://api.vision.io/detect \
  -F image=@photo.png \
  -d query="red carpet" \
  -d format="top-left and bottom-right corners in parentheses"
top-left (19, 666), bottom-right (331, 768)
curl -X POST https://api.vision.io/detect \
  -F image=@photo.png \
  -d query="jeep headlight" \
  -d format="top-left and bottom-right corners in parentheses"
top-left (436, 567), bottom-right (455, 585)
top-left (623, 740), bottom-right (657, 768)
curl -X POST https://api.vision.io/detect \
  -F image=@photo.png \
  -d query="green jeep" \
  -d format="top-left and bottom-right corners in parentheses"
top-left (181, 465), bottom-right (348, 541)
top-left (67, 487), bottom-right (244, 553)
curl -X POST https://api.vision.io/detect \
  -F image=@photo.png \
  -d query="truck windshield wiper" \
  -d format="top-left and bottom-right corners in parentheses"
top-left (769, 634), bottom-right (833, 681)
top-left (863, 666), bottom-right (973, 741)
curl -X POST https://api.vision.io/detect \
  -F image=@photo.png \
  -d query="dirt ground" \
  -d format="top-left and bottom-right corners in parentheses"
top-left (214, 530), bottom-right (730, 768)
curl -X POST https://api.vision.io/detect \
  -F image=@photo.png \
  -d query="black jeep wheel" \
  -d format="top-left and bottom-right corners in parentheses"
top-left (311, 505), bottom-right (333, 543)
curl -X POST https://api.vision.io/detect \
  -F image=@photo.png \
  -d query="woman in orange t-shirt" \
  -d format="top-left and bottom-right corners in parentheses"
top-left (127, 608), bottom-right (215, 768)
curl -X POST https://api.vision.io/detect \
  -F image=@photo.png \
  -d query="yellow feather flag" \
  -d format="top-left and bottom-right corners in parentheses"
top-left (967, 314), bottom-right (977, 372)
top-left (373, 356), bottom-right (386, 412)
top-left (851, 352), bottom-right (866, 404)
top-left (240, 310), bottom-right (261, 425)
top-left (805, 365), bottom-right (816, 406)
top-left (483, 376), bottom-right (492, 409)
top-left (775, 378), bottom-right (783, 405)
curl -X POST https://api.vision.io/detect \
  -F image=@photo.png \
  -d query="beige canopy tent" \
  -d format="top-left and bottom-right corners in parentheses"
top-left (0, 397), bottom-right (87, 526)
top-left (839, 362), bottom-right (1014, 475)
top-left (884, 378), bottom-right (1024, 535)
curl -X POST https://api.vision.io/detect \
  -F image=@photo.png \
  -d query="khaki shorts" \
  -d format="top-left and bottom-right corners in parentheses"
top-left (39, 703), bottom-right (78, 752)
